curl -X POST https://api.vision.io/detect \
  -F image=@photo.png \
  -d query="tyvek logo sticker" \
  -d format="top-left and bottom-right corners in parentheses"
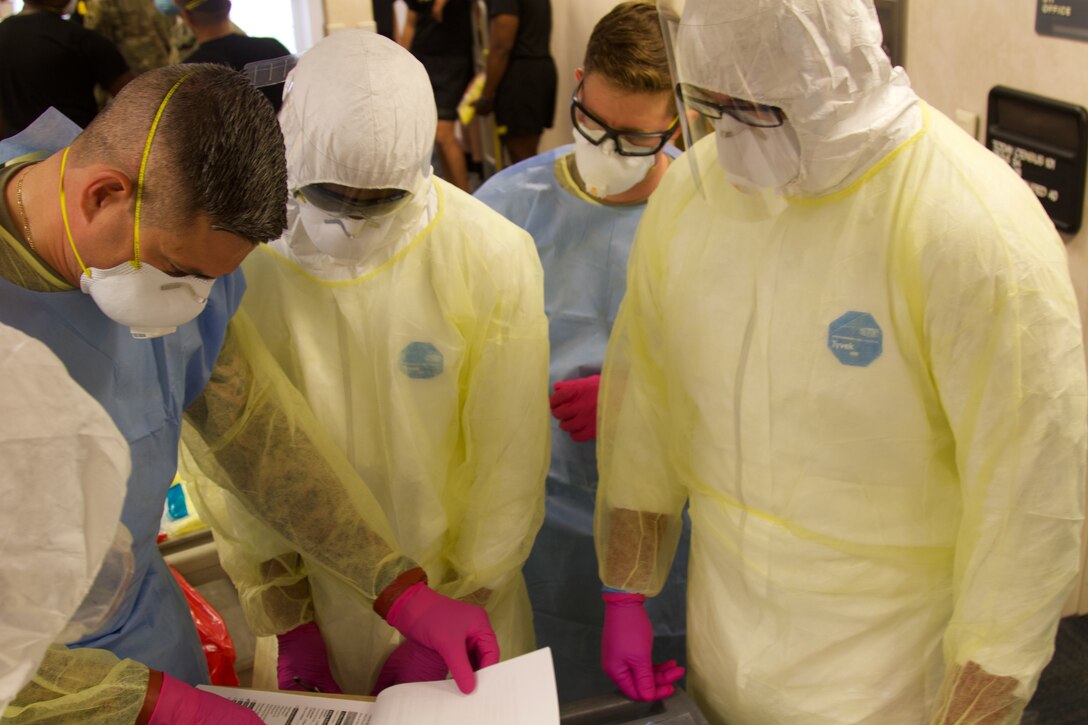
top-left (399, 342), bottom-right (444, 379)
top-left (828, 312), bottom-right (882, 367)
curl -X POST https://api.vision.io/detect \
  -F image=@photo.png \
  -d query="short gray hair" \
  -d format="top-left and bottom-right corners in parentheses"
top-left (75, 64), bottom-right (288, 244)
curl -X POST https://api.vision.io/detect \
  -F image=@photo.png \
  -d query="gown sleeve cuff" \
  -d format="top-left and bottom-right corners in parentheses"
top-left (374, 567), bottom-right (429, 620)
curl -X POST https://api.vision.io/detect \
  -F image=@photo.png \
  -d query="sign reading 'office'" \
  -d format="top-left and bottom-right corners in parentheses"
top-left (1037, 0), bottom-right (1088, 42)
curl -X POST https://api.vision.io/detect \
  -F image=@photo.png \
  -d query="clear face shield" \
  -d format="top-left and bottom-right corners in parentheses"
top-left (292, 183), bottom-right (419, 261)
top-left (294, 184), bottom-right (414, 221)
top-left (658, 0), bottom-right (803, 196)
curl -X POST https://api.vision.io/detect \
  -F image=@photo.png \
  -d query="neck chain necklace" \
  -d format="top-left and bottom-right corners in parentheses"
top-left (15, 167), bottom-right (37, 253)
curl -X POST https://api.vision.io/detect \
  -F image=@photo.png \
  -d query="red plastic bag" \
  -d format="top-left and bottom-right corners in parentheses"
top-left (170, 566), bottom-right (240, 687)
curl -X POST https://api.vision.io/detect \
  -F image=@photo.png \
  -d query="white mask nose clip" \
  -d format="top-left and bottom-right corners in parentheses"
top-left (323, 217), bottom-right (368, 238)
top-left (79, 262), bottom-right (216, 339)
top-left (159, 281), bottom-right (211, 304)
top-left (571, 131), bottom-right (657, 199)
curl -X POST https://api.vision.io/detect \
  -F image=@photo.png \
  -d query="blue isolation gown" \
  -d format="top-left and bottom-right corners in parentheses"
top-left (475, 144), bottom-right (690, 702)
top-left (0, 111), bottom-right (243, 685)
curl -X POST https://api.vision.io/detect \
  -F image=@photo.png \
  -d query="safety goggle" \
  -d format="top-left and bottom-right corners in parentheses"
top-left (294, 184), bottom-right (412, 220)
top-left (570, 80), bottom-right (679, 157)
top-left (677, 83), bottom-right (786, 128)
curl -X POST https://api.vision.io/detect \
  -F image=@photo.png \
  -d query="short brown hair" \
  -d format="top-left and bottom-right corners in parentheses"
top-left (74, 63), bottom-right (287, 244)
top-left (583, 2), bottom-right (672, 96)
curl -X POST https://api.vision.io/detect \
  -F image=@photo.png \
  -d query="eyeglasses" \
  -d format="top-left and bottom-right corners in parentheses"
top-left (294, 184), bottom-right (411, 219)
top-left (677, 83), bottom-right (785, 128)
top-left (570, 80), bottom-right (679, 157)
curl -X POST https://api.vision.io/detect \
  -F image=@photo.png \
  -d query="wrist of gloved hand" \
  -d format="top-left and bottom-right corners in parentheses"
top-left (374, 567), bottom-right (429, 620)
top-left (141, 671), bottom-right (263, 724)
top-left (382, 581), bottom-right (500, 694)
top-left (603, 590), bottom-right (646, 606)
top-left (136, 669), bottom-right (164, 725)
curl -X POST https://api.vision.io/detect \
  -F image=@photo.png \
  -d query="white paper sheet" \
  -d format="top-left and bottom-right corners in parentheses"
top-left (199, 647), bottom-right (560, 725)
top-left (199, 685), bottom-right (375, 725)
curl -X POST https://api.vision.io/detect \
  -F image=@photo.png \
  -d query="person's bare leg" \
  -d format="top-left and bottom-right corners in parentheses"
top-left (466, 117), bottom-right (483, 165)
top-left (503, 134), bottom-right (542, 164)
top-left (435, 119), bottom-right (470, 191)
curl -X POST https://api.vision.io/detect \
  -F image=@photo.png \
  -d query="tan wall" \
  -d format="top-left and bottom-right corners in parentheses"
top-left (321, 0), bottom-right (376, 34)
top-left (906, 0), bottom-right (1088, 615)
top-left (538, 0), bottom-right (620, 153)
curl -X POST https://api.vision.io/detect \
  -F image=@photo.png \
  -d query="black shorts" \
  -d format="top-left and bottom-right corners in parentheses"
top-left (417, 53), bottom-right (474, 121)
top-left (495, 56), bottom-right (557, 137)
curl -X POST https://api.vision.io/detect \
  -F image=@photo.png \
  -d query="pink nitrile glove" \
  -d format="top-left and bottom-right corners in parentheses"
top-left (147, 672), bottom-right (263, 724)
top-left (371, 639), bottom-right (451, 695)
top-left (601, 592), bottom-right (685, 702)
top-left (276, 621), bottom-right (343, 693)
top-left (386, 582), bottom-right (500, 694)
top-left (550, 374), bottom-right (600, 443)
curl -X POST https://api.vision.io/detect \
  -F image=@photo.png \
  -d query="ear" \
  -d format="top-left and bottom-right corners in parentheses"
top-left (76, 166), bottom-right (134, 226)
top-left (574, 67), bottom-right (584, 85)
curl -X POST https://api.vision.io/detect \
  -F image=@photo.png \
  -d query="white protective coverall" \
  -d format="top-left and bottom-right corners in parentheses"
top-left (184, 30), bottom-right (550, 692)
top-left (0, 321), bottom-right (133, 715)
top-left (595, 1), bottom-right (1088, 723)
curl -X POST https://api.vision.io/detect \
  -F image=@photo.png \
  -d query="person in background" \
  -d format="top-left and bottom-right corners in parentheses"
top-left (0, 0), bottom-right (132, 139)
top-left (0, 63), bottom-right (285, 722)
top-left (398, 0), bottom-right (475, 191)
top-left (179, 29), bottom-right (549, 696)
top-left (474, 1), bottom-right (688, 703)
top-left (173, 0), bottom-right (289, 111)
top-left (84, 0), bottom-right (174, 75)
top-left (153, 0), bottom-right (246, 64)
top-left (594, 0), bottom-right (1088, 721)
top-left (373, 0), bottom-right (395, 40)
top-left (474, 0), bottom-right (556, 164)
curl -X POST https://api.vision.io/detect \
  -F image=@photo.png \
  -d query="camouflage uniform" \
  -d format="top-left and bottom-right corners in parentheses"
top-left (83, 0), bottom-right (173, 73)
top-left (170, 17), bottom-right (196, 63)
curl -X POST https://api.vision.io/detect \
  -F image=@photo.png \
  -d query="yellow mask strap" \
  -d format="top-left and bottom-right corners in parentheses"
top-left (184, 0), bottom-right (207, 9)
top-left (60, 73), bottom-right (192, 278)
top-left (134, 73), bottom-right (192, 268)
top-left (59, 146), bottom-right (89, 277)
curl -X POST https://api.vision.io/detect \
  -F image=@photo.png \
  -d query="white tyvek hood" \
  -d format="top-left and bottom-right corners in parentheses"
top-left (672, 0), bottom-right (922, 194)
